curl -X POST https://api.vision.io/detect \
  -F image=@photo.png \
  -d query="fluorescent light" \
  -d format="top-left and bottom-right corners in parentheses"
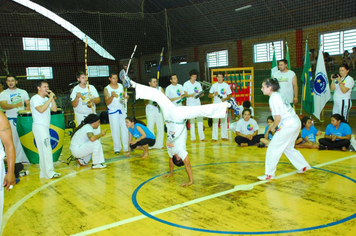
top-left (235, 5), bottom-right (251, 12)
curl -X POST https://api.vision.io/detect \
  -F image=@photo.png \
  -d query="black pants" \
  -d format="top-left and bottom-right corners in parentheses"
top-left (130, 138), bottom-right (156, 149)
top-left (235, 134), bottom-right (264, 146)
top-left (319, 138), bottom-right (350, 150)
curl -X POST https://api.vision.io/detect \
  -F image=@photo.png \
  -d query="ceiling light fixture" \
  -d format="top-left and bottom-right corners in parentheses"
top-left (235, 5), bottom-right (251, 12)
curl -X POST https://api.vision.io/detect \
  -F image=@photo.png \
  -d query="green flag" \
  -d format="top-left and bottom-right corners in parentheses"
top-left (285, 42), bottom-right (291, 69)
top-left (301, 41), bottom-right (314, 115)
top-left (271, 44), bottom-right (277, 77)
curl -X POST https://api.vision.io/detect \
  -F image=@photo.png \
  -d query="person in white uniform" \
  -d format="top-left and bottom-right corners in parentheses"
top-left (30, 80), bottom-right (60, 179)
top-left (70, 114), bottom-right (107, 169)
top-left (124, 79), bottom-right (239, 187)
top-left (258, 78), bottom-right (311, 180)
top-left (183, 69), bottom-right (205, 142)
top-left (70, 71), bottom-right (101, 126)
top-left (330, 63), bottom-right (354, 122)
top-left (104, 72), bottom-right (129, 154)
top-left (273, 59), bottom-right (298, 107)
top-left (0, 111), bottom-right (16, 227)
top-left (165, 74), bottom-right (185, 106)
top-left (0, 74), bottom-right (29, 163)
top-left (145, 78), bottom-right (164, 149)
top-left (208, 72), bottom-right (231, 141)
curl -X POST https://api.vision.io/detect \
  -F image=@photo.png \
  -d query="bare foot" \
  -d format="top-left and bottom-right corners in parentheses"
top-left (181, 181), bottom-right (193, 187)
top-left (200, 139), bottom-right (206, 142)
top-left (211, 139), bottom-right (217, 142)
top-left (342, 146), bottom-right (347, 151)
top-left (221, 138), bottom-right (229, 141)
top-left (191, 140), bottom-right (196, 143)
top-left (141, 153), bottom-right (148, 158)
top-left (240, 143), bottom-right (248, 147)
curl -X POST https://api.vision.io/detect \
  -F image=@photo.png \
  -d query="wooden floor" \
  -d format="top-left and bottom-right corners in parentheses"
top-left (2, 106), bottom-right (356, 236)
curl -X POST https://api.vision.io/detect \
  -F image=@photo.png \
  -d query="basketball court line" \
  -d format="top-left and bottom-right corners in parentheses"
top-left (69, 153), bottom-right (356, 236)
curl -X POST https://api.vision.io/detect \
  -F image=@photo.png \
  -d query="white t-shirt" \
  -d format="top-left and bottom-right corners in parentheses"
top-left (165, 84), bottom-right (184, 106)
top-left (334, 75), bottom-right (354, 100)
top-left (70, 84), bottom-right (99, 115)
top-left (209, 82), bottom-right (232, 104)
top-left (30, 94), bottom-right (51, 127)
top-left (146, 86), bottom-right (163, 113)
top-left (70, 124), bottom-right (93, 148)
top-left (273, 70), bottom-right (296, 104)
top-left (269, 92), bottom-right (296, 126)
top-left (105, 84), bottom-right (124, 111)
top-left (235, 118), bottom-right (259, 135)
top-left (0, 88), bottom-right (29, 118)
top-left (183, 80), bottom-right (202, 106)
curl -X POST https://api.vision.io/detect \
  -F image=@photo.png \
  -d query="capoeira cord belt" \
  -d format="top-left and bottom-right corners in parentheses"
top-left (165, 119), bottom-right (187, 145)
top-left (107, 109), bottom-right (123, 115)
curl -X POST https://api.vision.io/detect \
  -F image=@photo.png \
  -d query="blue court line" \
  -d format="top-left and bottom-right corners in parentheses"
top-left (132, 162), bottom-right (356, 234)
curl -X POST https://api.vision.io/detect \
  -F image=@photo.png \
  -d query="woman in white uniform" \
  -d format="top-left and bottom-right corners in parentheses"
top-left (258, 78), bottom-right (311, 180)
top-left (70, 114), bottom-right (107, 168)
top-left (330, 63), bottom-right (354, 122)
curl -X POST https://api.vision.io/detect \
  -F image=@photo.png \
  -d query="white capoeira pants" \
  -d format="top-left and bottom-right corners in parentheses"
top-left (146, 109), bottom-right (164, 148)
top-left (32, 124), bottom-right (55, 179)
top-left (265, 116), bottom-right (311, 176)
top-left (108, 110), bottom-right (129, 152)
top-left (189, 117), bottom-right (204, 141)
top-left (70, 139), bottom-right (105, 165)
top-left (333, 98), bottom-right (352, 122)
top-left (212, 112), bottom-right (228, 140)
top-left (9, 119), bottom-right (29, 163)
top-left (135, 83), bottom-right (228, 158)
top-left (0, 159), bottom-right (4, 227)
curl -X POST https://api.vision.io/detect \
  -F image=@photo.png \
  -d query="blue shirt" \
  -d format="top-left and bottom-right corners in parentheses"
top-left (301, 125), bottom-right (317, 143)
top-left (325, 122), bottom-right (351, 140)
top-left (264, 126), bottom-right (274, 140)
top-left (129, 123), bottom-right (155, 140)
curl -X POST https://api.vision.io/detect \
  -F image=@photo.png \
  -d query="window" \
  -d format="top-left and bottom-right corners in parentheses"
top-left (254, 40), bottom-right (283, 63)
top-left (207, 50), bottom-right (228, 67)
top-left (320, 29), bottom-right (356, 55)
top-left (23, 38), bottom-right (50, 51)
top-left (171, 55), bottom-right (188, 65)
top-left (26, 67), bottom-right (53, 79)
top-left (87, 66), bottom-right (109, 77)
top-left (145, 60), bottom-right (157, 73)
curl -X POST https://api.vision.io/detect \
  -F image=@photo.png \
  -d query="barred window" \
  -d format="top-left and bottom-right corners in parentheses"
top-left (87, 66), bottom-right (109, 77)
top-left (26, 67), bottom-right (53, 79)
top-left (320, 29), bottom-right (356, 55)
top-left (254, 40), bottom-right (283, 63)
top-left (207, 50), bottom-right (228, 67)
top-left (23, 38), bottom-right (50, 51)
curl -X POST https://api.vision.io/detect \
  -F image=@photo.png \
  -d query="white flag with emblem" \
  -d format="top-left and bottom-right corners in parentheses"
top-left (313, 47), bottom-right (331, 120)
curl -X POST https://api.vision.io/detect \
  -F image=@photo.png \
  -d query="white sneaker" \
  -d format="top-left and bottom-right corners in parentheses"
top-left (52, 172), bottom-right (61, 178)
top-left (76, 158), bottom-right (86, 166)
top-left (19, 170), bottom-right (30, 177)
top-left (92, 163), bottom-right (107, 169)
top-left (257, 174), bottom-right (275, 180)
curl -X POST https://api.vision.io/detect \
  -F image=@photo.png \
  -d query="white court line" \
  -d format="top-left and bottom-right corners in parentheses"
top-left (70, 153), bottom-right (356, 236)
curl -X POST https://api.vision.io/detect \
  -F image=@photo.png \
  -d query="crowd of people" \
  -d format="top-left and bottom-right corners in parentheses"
top-left (0, 58), bottom-right (355, 226)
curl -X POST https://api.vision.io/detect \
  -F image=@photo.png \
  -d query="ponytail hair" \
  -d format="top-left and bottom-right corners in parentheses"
top-left (71, 114), bottom-right (100, 139)
top-left (126, 116), bottom-right (147, 126)
top-left (263, 78), bottom-right (280, 92)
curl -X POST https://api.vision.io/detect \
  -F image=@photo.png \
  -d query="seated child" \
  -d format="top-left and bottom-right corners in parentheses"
top-left (295, 116), bottom-right (321, 149)
top-left (234, 108), bottom-right (264, 147)
top-left (258, 115), bottom-right (276, 148)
